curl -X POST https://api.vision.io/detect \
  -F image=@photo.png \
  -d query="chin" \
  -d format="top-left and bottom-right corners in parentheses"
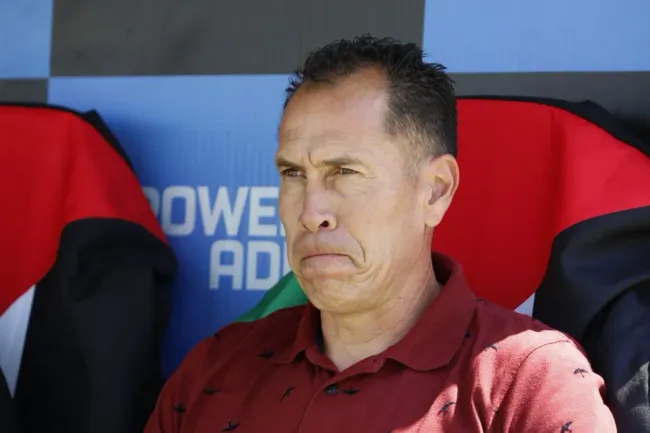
top-left (309, 287), bottom-right (367, 314)
top-left (300, 268), bottom-right (355, 282)
top-left (301, 278), bottom-right (369, 313)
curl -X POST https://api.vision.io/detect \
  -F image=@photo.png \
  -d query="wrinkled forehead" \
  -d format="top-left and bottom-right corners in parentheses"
top-left (277, 117), bottom-right (399, 170)
top-left (278, 77), bottom-right (392, 158)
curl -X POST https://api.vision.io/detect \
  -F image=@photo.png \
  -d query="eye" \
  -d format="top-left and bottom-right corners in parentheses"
top-left (280, 167), bottom-right (303, 177)
top-left (337, 167), bottom-right (357, 176)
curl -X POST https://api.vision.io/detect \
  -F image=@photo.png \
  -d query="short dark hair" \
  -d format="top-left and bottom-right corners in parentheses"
top-left (284, 35), bottom-right (458, 160)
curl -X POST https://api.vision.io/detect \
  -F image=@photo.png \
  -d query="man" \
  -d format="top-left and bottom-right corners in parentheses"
top-left (145, 35), bottom-right (616, 432)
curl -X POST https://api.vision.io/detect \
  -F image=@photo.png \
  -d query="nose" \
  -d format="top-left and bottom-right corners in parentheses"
top-left (299, 186), bottom-right (337, 233)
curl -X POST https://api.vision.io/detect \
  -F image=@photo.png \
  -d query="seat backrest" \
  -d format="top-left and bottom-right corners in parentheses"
top-left (434, 97), bottom-right (650, 337)
top-left (240, 97), bottom-right (650, 340)
top-left (0, 104), bottom-right (177, 433)
top-left (0, 105), bottom-right (167, 314)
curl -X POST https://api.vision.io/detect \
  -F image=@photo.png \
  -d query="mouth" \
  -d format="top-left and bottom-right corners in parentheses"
top-left (302, 253), bottom-right (346, 261)
top-left (299, 253), bottom-right (354, 275)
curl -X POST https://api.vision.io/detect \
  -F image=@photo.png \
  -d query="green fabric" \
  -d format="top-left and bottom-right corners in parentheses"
top-left (236, 271), bottom-right (308, 322)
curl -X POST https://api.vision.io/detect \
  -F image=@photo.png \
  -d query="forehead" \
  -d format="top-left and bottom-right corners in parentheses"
top-left (278, 69), bottom-right (402, 162)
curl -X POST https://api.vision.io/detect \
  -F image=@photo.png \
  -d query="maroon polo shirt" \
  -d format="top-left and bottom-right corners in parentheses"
top-left (145, 254), bottom-right (615, 433)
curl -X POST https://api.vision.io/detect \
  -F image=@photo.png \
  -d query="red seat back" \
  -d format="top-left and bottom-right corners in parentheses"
top-left (433, 97), bottom-right (650, 337)
top-left (0, 104), bottom-right (167, 315)
top-left (0, 104), bottom-right (176, 433)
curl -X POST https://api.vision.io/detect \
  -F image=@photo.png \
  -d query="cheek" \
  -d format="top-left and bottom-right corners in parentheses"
top-left (355, 186), bottom-right (420, 238)
top-left (278, 190), bottom-right (302, 247)
top-left (336, 179), bottom-right (401, 224)
top-left (337, 189), bottom-right (393, 249)
top-left (278, 185), bottom-right (301, 220)
top-left (336, 192), bottom-right (379, 231)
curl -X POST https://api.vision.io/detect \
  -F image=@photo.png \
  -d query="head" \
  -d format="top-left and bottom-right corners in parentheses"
top-left (276, 35), bottom-right (460, 314)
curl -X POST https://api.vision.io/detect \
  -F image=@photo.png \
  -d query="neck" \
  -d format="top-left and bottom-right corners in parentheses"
top-left (320, 255), bottom-right (440, 371)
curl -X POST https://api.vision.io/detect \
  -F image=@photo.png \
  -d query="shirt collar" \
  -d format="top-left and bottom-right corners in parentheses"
top-left (274, 252), bottom-right (477, 371)
top-left (273, 298), bottom-right (320, 364)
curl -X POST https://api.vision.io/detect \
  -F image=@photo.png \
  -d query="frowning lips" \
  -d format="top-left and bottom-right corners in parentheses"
top-left (301, 250), bottom-right (348, 261)
top-left (293, 233), bottom-right (357, 264)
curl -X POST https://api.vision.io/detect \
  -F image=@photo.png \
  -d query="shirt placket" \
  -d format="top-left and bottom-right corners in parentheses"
top-left (296, 352), bottom-right (386, 433)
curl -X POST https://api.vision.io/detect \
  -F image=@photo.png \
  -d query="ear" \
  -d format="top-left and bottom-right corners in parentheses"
top-left (419, 154), bottom-right (460, 228)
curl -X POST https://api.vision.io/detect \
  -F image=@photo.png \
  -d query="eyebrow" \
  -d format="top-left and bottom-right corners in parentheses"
top-left (274, 156), bottom-right (299, 170)
top-left (275, 155), bottom-right (365, 170)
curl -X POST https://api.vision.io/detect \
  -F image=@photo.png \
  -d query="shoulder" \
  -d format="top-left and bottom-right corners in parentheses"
top-left (469, 303), bottom-right (615, 430)
top-left (217, 305), bottom-right (305, 349)
top-left (467, 301), bottom-right (608, 419)
top-left (176, 305), bottom-right (305, 376)
top-left (473, 299), bottom-right (579, 357)
top-left (144, 306), bottom-right (308, 432)
top-left (468, 300), bottom-right (589, 395)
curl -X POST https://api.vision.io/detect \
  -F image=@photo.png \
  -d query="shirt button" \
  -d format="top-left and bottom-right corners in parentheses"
top-left (324, 384), bottom-right (338, 395)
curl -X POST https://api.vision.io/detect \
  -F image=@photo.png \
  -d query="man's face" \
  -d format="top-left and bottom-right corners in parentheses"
top-left (276, 68), bottom-right (434, 314)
